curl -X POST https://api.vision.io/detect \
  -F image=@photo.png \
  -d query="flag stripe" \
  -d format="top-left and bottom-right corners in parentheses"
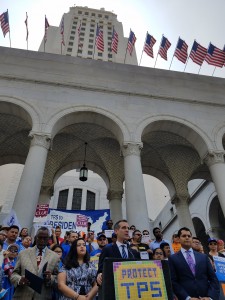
top-left (0, 11), bottom-right (9, 37)
top-left (205, 43), bottom-right (225, 68)
top-left (96, 24), bottom-right (104, 52)
top-left (111, 27), bottom-right (118, 54)
top-left (174, 38), bottom-right (188, 64)
top-left (143, 33), bottom-right (156, 58)
top-left (158, 36), bottom-right (171, 61)
top-left (189, 41), bottom-right (207, 66)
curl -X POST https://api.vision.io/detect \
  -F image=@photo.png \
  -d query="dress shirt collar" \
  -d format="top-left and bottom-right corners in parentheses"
top-left (36, 246), bottom-right (47, 256)
top-left (181, 247), bottom-right (194, 255)
top-left (116, 241), bottom-right (127, 248)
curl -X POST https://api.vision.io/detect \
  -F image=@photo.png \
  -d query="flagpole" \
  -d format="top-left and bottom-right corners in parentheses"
top-left (183, 56), bottom-right (189, 72)
top-left (26, 12), bottom-right (28, 50)
top-left (198, 65), bottom-right (202, 74)
top-left (154, 34), bottom-right (163, 68)
top-left (77, 21), bottom-right (81, 56)
top-left (212, 66), bottom-right (216, 76)
top-left (170, 37), bottom-right (179, 70)
top-left (44, 15), bottom-right (46, 52)
top-left (93, 23), bottom-right (97, 59)
top-left (139, 31), bottom-right (148, 66)
top-left (169, 56), bottom-right (174, 70)
top-left (7, 10), bottom-right (11, 47)
top-left (124, 29), bottom-right (131, 64)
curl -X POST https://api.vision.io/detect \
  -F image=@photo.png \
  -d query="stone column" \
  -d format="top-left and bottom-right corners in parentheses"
top-left (12, 133), bottom-right (51, 229)
top-left (122, 143), bottom-right (149, 231)
top-left (172, 194), bottom-right (196, 235)
top-left (107, 189), bottom-right (123, 222)
top-left (204, 151), bottom-right (225, 219)
top-left (38, 186), bottom-right (53, 204)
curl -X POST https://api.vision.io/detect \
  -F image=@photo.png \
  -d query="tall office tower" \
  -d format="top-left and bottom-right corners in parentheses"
top-left (39, 6), bottom-right (138, 65)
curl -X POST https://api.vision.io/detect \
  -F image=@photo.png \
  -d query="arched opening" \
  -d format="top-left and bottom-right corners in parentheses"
top-left (192, 217), bottom-right (209, 251)
top-left (209, 196), bottom-right (225, 241)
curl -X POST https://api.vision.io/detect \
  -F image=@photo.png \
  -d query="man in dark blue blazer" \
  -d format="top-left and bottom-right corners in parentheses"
top-left (169, 227), bottom-right (220, 300)
top-left (96, 219), bottom-right (139, 285)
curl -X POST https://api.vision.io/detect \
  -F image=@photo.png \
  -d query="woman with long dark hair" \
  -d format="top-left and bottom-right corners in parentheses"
top-left (58, 238), bottom-right (98, 300)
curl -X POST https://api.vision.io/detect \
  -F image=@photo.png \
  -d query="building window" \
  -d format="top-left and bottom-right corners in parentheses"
top-left (82, 22), bottom-right (86, 26)
top-left (78, 49), bottom-right (82, 54)
top-left (91, 13), bottom-right (95, 16)
top-left (89, 39), bottom-right (93, 43)
top-left (90, 29), bottom-right (94, 32)
top-left (72, 26), bottom-right (76, 29)
top-left (86, 191), bottom-right (95, 210)
top-left (108, 54), bottom-right (112, 58)
top-left (88, 45), bottom-right (93, 49)
top-left (89, 33), bottom-right (94, 37)
top-left (67, 48), bottom-right (72, 52)
top-left (98, 14), bottom-right (102, 18)
top-left (70, 36), bottom-right (75, 40)
top-left (73, 22), bottom-right (77, 25)
top-left (84, 12), bottom-right (89, 16)
top-left (90, 24), bottom-right (95, 28)
top-left (98, 52), bottom-right (103, 56)
top-left (69, 42), bottom-right (73, 46)
top-left (105, 15), bottom-right (109, 19)
top-left (108, 36), bottom-right (112, 41)
top-left (72, 188), bottom-right (82, 210)
top-left (81, 27), bottom-right (85, 31)
top-left (80, 37), bottom-right (84, 41)
top-left (71, 31), bottom-right (75, 35)
top-left (57, 189), bottom-right (68, 209)
top-left (80, 32), bottom-right (85, 36)
top-left (108, 31), bottom-right (112, 35)
top-left (88, 50), bottom-right (93, 55)
top-left (78, 11), bottom-right (82, 14)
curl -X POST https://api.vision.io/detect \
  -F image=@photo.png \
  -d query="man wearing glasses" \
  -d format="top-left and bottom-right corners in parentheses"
top-left (11, 226), bottom-right (59, 300)
top-left (130, 230), bottom-right (152, 259)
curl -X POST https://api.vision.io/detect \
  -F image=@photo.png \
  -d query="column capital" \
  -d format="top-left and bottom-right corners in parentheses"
top-left (121, 142), bottom-right (143, 157)
top-left (204, 150), bottom-right (225, 167)
top-left (107, 189), bottom-right (124, 201)
top-left (29, 133), bottom-right (51, 150)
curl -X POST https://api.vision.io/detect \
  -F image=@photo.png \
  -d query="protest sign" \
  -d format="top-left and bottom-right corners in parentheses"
top-left (113, 260), bottom-right (168, 300)
top-left (213, 256), bottom-right (225, 300)
top-left (33, 204), bottom-right (49, 223)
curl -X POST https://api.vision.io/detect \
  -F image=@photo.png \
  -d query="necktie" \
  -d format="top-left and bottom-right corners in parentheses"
top-left (37, 249), bottom-right (42, 267)
top-left (185, 250), bottom-right (195, 275)
top-left (121, 245), bottom-right (127, 259)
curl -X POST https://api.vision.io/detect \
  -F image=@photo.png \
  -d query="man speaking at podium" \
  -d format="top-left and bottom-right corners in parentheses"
top-left (96, 219), bottom-right (139, 286)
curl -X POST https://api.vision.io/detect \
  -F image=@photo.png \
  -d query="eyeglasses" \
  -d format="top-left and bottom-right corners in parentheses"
top-left (155, 252), bottom-right (163, 255)
top-left (9, 249), bottom-right (18, 253)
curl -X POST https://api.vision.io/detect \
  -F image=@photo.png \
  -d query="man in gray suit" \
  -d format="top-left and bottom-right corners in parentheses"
top-left (11, 226), bottom-right (59, 300)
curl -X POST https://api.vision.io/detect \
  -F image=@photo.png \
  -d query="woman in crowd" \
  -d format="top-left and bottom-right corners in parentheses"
top-left (58, 238), bottom-right (98, 300)
top-left (171, 233), bottom-right (181, 253)
top-left (19, 235), bottom-right (32, 251)
top-left (152, 247), bottom-right (165, 260)
top-left (17, 228), bottom-right (28, 245)
top-left (207, 237), bottom-right (225, 270)
top-left (217, 239), bottom-right (225, 255)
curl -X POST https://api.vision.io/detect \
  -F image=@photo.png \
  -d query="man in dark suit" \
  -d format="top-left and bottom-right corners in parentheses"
top-left (96, 219), bottom-right (139, 285)
top-left (169, 227), bottom-right (220, 300)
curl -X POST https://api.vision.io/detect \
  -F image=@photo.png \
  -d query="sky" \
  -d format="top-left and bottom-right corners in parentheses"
top-left (1, 0), bottom-right (225, 78)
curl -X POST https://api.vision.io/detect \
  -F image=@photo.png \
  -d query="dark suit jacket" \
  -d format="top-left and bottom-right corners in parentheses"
top-left (168, 249), bottom-right (220, 300)
top-left (97, 243), bottom-right (139, 274)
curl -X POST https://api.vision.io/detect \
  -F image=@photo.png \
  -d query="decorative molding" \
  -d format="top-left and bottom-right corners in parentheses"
top-left (107, 189), bottom-right (123, 201)
top-left (204, 150), bottom-right (225, 167)
top-left (121, 143), bottom-right (143, 157)
top-left (29, 133), bottom-right (51, 150)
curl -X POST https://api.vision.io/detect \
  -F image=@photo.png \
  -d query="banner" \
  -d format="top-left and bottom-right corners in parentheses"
top-left (113, 260), bottom-right (168, 300)
top-left (46, 209), bottom-right (110, 236)
top-left (213, 256), bottom-right (225, 300)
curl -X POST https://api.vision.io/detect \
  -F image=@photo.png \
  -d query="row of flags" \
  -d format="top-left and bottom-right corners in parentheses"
top-left (1, 9), bottom-right (225, 70)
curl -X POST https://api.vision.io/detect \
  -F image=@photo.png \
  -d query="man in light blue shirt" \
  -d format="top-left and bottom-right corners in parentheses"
top-left (149, 227), bottom-right (174, 254)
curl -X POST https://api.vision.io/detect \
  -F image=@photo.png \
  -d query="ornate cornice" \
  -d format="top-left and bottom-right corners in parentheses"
top-left (121, 143), bottom-right (143, 157)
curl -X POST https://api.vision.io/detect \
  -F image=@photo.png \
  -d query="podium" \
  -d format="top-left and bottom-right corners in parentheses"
top-left (100, 258), bottom-right (173, 300)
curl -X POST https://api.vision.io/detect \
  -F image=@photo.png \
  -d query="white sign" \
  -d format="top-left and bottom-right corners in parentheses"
top-left (105, 230), bottom-right (114, 238)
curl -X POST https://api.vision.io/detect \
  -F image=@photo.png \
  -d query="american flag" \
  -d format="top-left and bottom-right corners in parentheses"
top-left (158, 36), bottom-right (171, 61)
top-left (111, 27), bottom-right (118, 54)
top-left (174, 38), bottom-right (188, 64)
top-left (189, 41), bottom-right (207, 66)
top-left (205, 43), bottom-right (225, 68)
top-left (143, 32), bottom-right (156, 58)
top-left (0, 10), bottom-right (9, 37)
top-left (77, 22), bottom-right (82, 48)
top-left (127, 30), bottom-right (136, 55)
top-left (25, 12), bottom-right (28, 41)
top-left (96, 24), bottom-right (104, 52)
top-left (44, 16), bottom-right (49, 43)
top-left (60, 15), bottom-right (65, 46)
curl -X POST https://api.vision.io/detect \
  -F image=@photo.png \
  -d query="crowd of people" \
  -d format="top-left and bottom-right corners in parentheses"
top-left (0, 219), bottom-right (222, 299)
